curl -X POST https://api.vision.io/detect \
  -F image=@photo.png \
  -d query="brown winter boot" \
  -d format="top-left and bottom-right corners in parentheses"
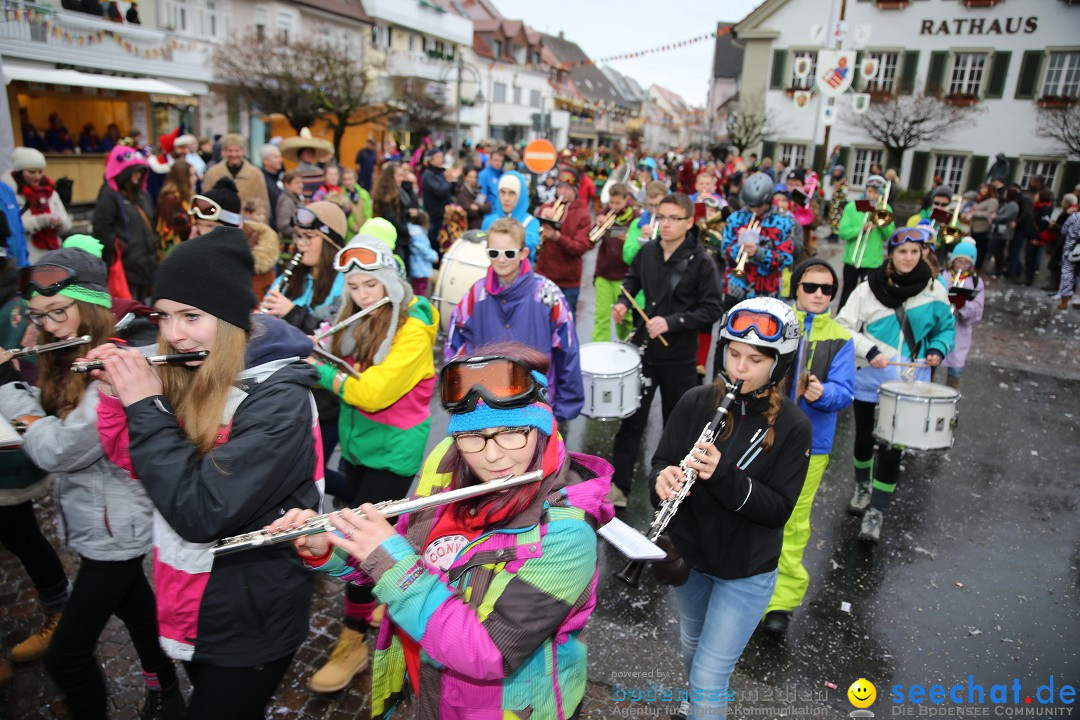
top-left (308, 625), bottom-right (370, 693)
top-left (9, 612), bottom-right (61, 663)
top-left (1059, 296), bottom-right (1071, 310)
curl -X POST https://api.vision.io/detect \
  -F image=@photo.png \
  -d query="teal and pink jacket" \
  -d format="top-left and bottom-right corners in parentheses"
top-left (309, 437), bottom-right (614, 719)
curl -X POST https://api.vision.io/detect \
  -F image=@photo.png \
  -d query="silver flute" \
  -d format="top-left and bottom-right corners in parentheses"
top-left (615, 380), bottom-right (742, 586)
top-left (314, 297), bottom-right (390, 342)
top-left (210, 470), bottom-right (544, 556)
top-left (3, 335), bottom-right (91, 359)
top-left (260, 252), bottom-right (303, 313)
top-left (71, 351), bottom-right (209, 373)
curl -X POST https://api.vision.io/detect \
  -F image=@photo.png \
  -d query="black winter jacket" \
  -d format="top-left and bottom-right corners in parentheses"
top-left (652, 384), bottom-right (812, 579)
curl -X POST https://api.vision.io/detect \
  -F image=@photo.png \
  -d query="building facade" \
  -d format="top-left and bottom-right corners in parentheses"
top-left (734, 0), bottom-right (1080, 194)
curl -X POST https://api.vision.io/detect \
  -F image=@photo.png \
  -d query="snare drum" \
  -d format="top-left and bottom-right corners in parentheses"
top-left (579, 342), bottom-right (642, 420)
top-left (874, 381), bottom-right (960, 450)
top-left (432, 235), bottom-right (490, 333)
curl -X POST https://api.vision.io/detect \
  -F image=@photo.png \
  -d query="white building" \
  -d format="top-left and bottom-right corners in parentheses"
top-left (733, 0), bottom-right (1080, 194)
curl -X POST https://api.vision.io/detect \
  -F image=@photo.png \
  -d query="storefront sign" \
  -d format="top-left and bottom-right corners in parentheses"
top-left (919, 17), bottom-right (1037, 36)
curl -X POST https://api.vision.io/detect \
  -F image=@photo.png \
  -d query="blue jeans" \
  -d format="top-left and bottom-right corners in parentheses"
top-left (673, 568), bottom-right (778, 718)
top-left (561, 286), bottom-right (580, 316)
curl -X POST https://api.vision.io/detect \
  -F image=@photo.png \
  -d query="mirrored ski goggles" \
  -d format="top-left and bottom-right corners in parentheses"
top-left (888, 227), bottom-right (932, 249)
top-left (291, 207), bottom-right (345, 248)
top-left (18, 264), bottom-right (77, 298)
top-left (440, 356), bottom-right (548, 413)
top-left (188, 195), bottom-right (242, 227)
top-left (726, 309), bottom-right (784, 342)
top-left (333, 244), bottom-right (397, 274)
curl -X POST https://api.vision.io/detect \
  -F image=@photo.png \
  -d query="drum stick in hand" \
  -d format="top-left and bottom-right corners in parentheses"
top-left (620, 286), bottom-right (669, 347)
top-left (886, 360), bottom-right (929, 367)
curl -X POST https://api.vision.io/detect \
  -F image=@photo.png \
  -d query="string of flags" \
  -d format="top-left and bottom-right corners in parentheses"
top-left (559, 26), bottom-right (733, 69)
top-left (4, 6), bottom-right (198, 59)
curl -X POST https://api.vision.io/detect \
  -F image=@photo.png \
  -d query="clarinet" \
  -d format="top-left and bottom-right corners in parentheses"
top-left (615, 379), bottom-right (743, 586)
top-left (261, 252), bottom-right (302, 313)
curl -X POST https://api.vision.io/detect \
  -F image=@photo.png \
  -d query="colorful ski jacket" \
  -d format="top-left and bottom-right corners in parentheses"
top-left (789, 308), bottom-right (855, 455)
top-left (309, 437), bottom-right (615, 720)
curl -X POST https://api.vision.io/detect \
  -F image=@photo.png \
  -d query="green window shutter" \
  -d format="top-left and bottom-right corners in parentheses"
top-left (909, 151), bottom-right (931, 191)
top-left (984, 52), bottom-right (1011, 99)
top-left (770, 50), bottom-right (788, 90)
top-left (926, 51), bottom-right (949, 96)
top-left (1003, 157), bottom-right (1019, 185)
top-left (761, 141), bottom-right (776, 161)
top-left (967, 156), bottom-right (989, 190)
top-left (1060, 162), bottom-right (1080, 197)
top-left (812, 144), bottom-right (823, 171)
top-left (1014, 50), bottom-right (1043, 100)
top-left (854, 51), bottom-right (865, 92)
top-left (841, 147), bottom-right (852, 174)
top-left (899, 50), bottom-right (920, 95)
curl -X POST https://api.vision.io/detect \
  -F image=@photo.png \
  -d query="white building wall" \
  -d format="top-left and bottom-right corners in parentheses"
top-left (738, 0), bottom-right (1080, 192)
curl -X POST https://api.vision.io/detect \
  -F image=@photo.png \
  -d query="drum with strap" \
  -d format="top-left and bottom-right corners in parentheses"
top-left (432, 230), bottom-right (490, 333)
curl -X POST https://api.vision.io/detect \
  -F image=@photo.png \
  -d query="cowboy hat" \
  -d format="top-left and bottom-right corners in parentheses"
top-left (280, 127), bottom-right (334, 163)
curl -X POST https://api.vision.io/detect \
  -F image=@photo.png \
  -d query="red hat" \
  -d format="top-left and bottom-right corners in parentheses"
top-left (158, 126), bottom-right (180, 155)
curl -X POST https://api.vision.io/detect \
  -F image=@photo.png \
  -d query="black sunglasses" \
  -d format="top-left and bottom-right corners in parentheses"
top-left (799, 281), bottom-right (836, 296)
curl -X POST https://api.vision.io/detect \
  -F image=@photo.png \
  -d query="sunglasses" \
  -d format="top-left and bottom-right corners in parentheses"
top-left (452, 427), bottom-right (532, 454)
top-left (889, 227), bottom-right (932, 248)
top-left (726, 309), bottom-right (783, 342)
top-left (487, 248), bottom-right (520, 260)
top-left (440, 356), bottom-right (548, 413)
top-left (334, 244), bottom-right (396, 274)
top-left (292, 207), bottom-right (345, 248)
top-left (799, 281), bottom-right (836, 297)
top-left (18, 264), bottom-right (77, 298)
top-left (189, 195), bottom-right (242, 226)
top-left (932, 200), bottom-right (950, 208)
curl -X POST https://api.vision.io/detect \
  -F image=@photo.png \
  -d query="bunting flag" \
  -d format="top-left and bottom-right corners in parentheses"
top-left (6, 6), bottom-right (197, 56)
top-left (558, 25), bottom-right (733, 69)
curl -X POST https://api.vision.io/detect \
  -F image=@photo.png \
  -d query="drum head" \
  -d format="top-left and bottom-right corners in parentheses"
top-left (580, 342), bottom-right (641, 374)
top-left (879, 381), bottom-right (959, 399)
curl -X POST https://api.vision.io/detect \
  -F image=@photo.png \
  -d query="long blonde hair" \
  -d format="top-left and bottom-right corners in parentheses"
top-left (39, 301), bottom-right (116, 419)
top-left (330, 294), bottom-right (409, 371)
top-left (157, 320), bottom-right (247, 455)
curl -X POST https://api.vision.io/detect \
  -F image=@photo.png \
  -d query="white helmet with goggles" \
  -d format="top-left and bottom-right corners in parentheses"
top-left (717, 296), bottom-right (800, 387)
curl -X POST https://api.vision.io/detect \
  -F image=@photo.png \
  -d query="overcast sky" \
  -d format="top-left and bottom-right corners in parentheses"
top-left (492, 0), bottom-right (761, 107)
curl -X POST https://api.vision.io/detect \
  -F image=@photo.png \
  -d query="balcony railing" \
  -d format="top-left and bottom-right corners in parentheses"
top-left (0, 0), bottom-right (215, 81)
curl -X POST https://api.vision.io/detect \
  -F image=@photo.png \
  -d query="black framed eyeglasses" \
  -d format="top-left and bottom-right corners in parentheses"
top-left (26, 300), bottom-right (77, 326)
top-left (452, 427), bottom-right (533, 454)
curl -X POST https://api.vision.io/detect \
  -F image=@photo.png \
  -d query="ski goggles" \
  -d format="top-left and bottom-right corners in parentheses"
top-left (291, 207), bottom-right (345, 248)
top-left (189, 195), bottom-right (242, 227)
top-left (726, 309), bottom-right (785, 342)
top-left (440, 356), bottom-right (548, 413)
top-left (333, 244), bottom-right (397, 274)
top-left (17, 264), bottom-right (77, 298)
top-left (888, 227), bottom-right (933, 250)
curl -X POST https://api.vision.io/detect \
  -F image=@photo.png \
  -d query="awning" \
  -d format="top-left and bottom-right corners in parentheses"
top-left (2, 61), bottom-right (193, 96)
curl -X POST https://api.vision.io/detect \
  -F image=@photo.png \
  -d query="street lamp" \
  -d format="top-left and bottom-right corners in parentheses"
top-left (439, 49), bottom-right (484, 157)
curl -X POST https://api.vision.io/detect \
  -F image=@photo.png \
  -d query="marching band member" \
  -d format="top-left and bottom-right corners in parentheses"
top-left (271, 343), bottom-right (614, 719)
top-left (591, 182), bottom-right (638, 342)
top-left (0, 236), bottom-right (179, 719)
top-left (445, 218), bottom-right (583, 423)
top-left (653, 297), bottom-right (811, 718)
top-left (610, 192), bottom-right (725, 508)
top-left (306, 236), bottom-right (438, 692)
top-left (763, 260), bottom-right (855, 636)
top-left (535, 167), bottom-right (592, 313)
top-left (720, 173), bottom-right (796, 310)
top-left (837, 175), bottom-right (895, 310)
top-left (88, 229), bottom-right (323, 720)
top-left (622, 181), bottom-right (670, 268)
top-left (937, 239), bottom-right (984, 389)
top-left (836, 227), bottom-right (955, 543)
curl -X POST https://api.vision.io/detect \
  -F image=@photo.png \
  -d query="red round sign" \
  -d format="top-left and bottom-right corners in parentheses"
top-left (523, 139), bottom-right (557, 174)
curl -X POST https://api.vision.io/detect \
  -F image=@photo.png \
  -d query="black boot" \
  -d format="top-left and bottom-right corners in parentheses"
top-left (141, 684), bottom-right (186, 720)
top-left (762, 611), bottom-right (792, 636)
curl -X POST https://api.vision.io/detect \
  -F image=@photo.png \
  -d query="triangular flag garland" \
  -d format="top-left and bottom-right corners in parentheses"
top-left (4, 6), bottom-right (198, 58)
top-left (558, 26), bottom-right (733, 70)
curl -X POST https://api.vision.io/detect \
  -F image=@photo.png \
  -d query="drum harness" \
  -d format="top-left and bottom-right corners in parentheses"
top-left (631, 255), bottom-right (691, 386)
top-left (893, 306), bottom-right (922, 382)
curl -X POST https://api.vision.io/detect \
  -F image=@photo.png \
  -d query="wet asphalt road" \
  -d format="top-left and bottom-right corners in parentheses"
top-left (2, 241), bottom-right (1077, 719)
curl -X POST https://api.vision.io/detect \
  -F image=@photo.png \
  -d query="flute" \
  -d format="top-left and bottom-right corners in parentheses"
top-left (210, 469), bottom-right (544, 556)
top-left (314, 297), bottom-right (390, 343)
top-left (2, 335), bottom-right (91, 359)
top-left (260, 252), bottom-right (303, 313)
top-left (70, 351), bottom-right (209, 373)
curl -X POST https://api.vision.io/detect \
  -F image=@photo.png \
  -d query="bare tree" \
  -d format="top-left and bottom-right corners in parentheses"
top-left (847, 92), bottom-right (984, 171)
top-left (214, 34), bottom-right (391, 158)
top-left (1036, 105), bottom-right (1080, 158)
top-left (723, 95), bottom-right (782, 155)
top-left (391, 79), bottom-right (451, 139)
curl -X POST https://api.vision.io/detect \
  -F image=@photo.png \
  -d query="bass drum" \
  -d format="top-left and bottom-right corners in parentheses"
top-left (874, 380), bottom-right (960, 450)
top-left (432, 232), bottom-right (490, 333)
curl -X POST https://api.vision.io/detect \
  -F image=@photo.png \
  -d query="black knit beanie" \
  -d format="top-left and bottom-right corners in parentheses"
top-left (153, 226), bottom-right (255, 330)
top-left (789, 258), bottom-right (839, 299)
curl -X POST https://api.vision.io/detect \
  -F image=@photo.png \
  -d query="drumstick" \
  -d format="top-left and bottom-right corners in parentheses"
top-left (620, 286), bottom-right (669, 347)
top-left (886, 360), bottom-right (929, 367)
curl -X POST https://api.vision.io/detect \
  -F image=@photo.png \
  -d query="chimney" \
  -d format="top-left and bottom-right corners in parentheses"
top-left (558, 30), bottom-right (564, 39)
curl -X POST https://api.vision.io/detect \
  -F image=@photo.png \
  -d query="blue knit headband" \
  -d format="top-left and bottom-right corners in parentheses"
top-left (447, 399), bottom-right (555, 437)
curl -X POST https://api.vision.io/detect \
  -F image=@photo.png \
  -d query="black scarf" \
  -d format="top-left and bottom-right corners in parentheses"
top-left (867, 260), bottom-right (932, 309)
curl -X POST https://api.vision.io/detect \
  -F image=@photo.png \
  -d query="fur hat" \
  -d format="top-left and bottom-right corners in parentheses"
top-left (11, 147), bottom-right (46, 172)
top-left (334, 236), bottom-right (412, 365)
